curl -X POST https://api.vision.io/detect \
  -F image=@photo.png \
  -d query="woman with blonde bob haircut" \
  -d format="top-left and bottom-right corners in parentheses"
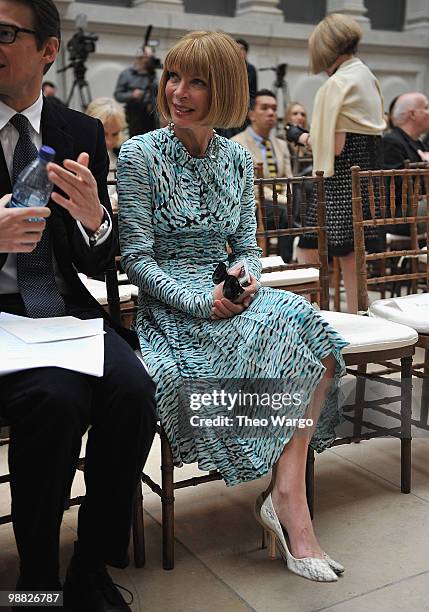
top-left (291, 13), bottom-right (385, 313)
top-left (118, 30), bottom-right (347, 583)
top-left (157, 31), bottom-right (249, 129)
top-left (308, 12), bottom-right (362, 75)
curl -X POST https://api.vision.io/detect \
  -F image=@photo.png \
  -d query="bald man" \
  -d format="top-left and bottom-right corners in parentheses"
top-left (382, 92), bottom-right (429, 235)
top-left (383, 92), bottom-right (429, 168)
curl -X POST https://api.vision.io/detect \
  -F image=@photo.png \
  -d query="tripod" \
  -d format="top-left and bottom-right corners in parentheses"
top-left (259, 64), bottom-right (290, 136)
top-left (59, 60), bottom-right (92, 110)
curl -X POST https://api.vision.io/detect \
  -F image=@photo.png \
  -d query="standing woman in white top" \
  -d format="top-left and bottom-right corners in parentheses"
top-left (290, 13), bottom-right (385, 313)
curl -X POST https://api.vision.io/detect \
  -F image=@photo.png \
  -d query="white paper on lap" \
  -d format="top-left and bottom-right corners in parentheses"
top-left (0, 313), bottom-right (105, 377)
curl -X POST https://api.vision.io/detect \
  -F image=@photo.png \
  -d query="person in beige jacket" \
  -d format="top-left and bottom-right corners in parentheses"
top-left (289, 14), bottom-right (385, 313)
top-left (232, 89), bottom-right (294, 260)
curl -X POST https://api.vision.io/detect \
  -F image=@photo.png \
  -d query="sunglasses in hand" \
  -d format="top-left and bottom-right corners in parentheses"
top-left (212, 260), bottom-right (250, 301)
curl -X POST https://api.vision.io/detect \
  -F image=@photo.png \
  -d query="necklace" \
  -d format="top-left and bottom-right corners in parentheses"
top-left (167, 122), bottom-right (220, 160)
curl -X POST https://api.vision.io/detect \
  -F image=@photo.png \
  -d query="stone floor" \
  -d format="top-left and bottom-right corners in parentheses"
top-left (1, 425), bottom-right (429, 612)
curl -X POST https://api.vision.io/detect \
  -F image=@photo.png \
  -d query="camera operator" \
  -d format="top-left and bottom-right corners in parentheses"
top-left (114, 46), bottom-right (158, 137)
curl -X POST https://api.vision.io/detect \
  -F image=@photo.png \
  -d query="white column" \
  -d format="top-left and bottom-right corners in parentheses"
top-left (132, 0), bottom-right (184, 11)
top-left (236, 0), bottom-right (283, 17)
top-left (405, 0), bottom-right (429, 31)
top-left (327, 0), bottom-right (370, 26)
top-left (54, 0), bottom-right (74, 17)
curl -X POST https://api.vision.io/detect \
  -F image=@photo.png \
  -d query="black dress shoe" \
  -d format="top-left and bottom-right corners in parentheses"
top-left (63, 552), bottom-right (132, 612)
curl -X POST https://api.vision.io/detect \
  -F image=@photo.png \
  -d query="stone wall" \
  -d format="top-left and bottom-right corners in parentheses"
top-left (53, 0), bottom-right (429, 120)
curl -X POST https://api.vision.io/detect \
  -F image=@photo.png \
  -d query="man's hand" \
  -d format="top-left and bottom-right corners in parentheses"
top-left (132, 89), bottom-right (144, 99)
top-left (0, 194), bottom-right (50, 253)
top-left (48, 152), bottom-right (104, 233)
top-left (417, 149), bottom-right (429, 163)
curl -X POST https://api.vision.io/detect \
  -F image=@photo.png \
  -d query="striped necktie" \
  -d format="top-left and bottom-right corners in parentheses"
top-left (263, 139), bottom-right (278, 178)
top-left (264, 138), bottom-right (282, 194)
top-left (11, 114), bottom-right (66, 318)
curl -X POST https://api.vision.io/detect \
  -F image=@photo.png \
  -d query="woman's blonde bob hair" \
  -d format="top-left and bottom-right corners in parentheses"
top-left (86, 97), bottom-right (126, 148)
top-left (157, 31), bottom-right (249, 129)
top-left (309, 13), bottom-right (362, 74)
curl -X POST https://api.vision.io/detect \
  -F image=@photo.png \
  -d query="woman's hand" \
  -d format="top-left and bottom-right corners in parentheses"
top-left (211, 270), bottom-right (260, 320)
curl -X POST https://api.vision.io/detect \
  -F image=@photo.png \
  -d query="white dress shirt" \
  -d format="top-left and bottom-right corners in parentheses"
top-left (0, 93), bottom-right (112, 295)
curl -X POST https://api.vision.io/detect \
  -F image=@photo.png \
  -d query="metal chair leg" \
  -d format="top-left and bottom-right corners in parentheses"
top-left (160, 426), bottom-right (175, 569)
top-left (132, 481), bottom-right (146, 567)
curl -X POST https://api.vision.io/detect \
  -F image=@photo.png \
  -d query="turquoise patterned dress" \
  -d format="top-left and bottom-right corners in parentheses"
top-left (118, 127), bottom-right (348, 486)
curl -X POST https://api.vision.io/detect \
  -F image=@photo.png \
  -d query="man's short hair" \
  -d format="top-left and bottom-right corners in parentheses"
top-left (158, 31), bottom-right (249, 129)
top-left (15, 0), bottom-right (60, 74)
top-left (235, 38), bottom-right (249, 53)
top-left (15, 0), bottom-right (61, 49)
top-left (391, 92), bottom-right (426, 127)
top-left (249, 89), bottom-right (277, 111)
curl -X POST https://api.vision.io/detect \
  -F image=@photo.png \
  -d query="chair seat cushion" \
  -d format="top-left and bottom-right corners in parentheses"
top-left (261, 267), bottom-right (319, 287)
top-left (78, 274), bottom-right (132, 306)
top-left (385, 233), bottom-right (411, 246)
top-left (320, 310), bottom-right (418, 353)
top-left (369, 293), bottom-right (429, 333)
top-left (260, 255), bottom-right (286, 270)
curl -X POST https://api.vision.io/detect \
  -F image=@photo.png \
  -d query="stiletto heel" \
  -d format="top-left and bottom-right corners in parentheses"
top-left (261, 526), bottom-right (266, 550)
top-left (254, 493), bottom-right (338, 582)
top-left (267, 530), bottom-right (276, 559)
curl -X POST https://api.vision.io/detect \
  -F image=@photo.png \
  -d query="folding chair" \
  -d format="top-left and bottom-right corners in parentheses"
top-left (254, 170), bottom-right (329, 308)
top-left (351, 163), bottom-right (429, 427)
top-left (253, 173), bottom-right (418, 499)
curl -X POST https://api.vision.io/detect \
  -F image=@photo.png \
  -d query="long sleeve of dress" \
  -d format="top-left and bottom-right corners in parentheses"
top-left (228, 150), bottom-right (262, 279)
top-left (118, 140), bottom-right (214, 319)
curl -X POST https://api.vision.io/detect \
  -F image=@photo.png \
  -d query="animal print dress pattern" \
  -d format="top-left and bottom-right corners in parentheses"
top-left (118, 128), bottom-right (348, 486)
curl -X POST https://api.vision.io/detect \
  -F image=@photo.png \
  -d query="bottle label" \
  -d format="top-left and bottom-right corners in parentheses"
top-left (27, 193), bottom-right (42, 207)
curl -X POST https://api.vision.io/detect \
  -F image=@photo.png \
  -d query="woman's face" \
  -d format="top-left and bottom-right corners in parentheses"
top-left (165, 69), bottom-right (210, 128)
top-left (103, 116), bottom-right (122, 151)
top-left (289, 104), bottom-right (307, 128)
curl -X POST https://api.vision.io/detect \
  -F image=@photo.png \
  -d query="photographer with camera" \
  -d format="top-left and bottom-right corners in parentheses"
top-left (114, 46), bottom-right (158, 137)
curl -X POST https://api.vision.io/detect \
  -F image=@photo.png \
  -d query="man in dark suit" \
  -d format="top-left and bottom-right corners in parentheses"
top-left (382, 92), bottom-right (429, 235)
top-left (383, 92), bottom-right (429, 169)
top-left (0, 1), bottom-right (156, 610)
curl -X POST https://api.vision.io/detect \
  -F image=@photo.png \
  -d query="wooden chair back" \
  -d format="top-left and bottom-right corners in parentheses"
top-left (404, 160), bottom-right (429, 170)
top-left (351, 164), bottom-right (429, 312)
top-left (253, 168), bottom-right (330, 310)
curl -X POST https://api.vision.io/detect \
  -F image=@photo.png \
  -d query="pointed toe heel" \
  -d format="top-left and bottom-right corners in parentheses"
top-left (255, 493), bottom-right (338, 582)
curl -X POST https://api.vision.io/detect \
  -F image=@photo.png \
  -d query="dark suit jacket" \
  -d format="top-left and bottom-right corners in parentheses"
top-left (382, 126), bottom-right (428, 227)
top-left (0, 97), bottom-right (116, 315)
top-left (382, 126), bottom-right (426, 169)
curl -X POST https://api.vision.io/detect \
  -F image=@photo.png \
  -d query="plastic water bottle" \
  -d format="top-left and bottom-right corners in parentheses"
top-left (9, 145), bottom-right (56, 211)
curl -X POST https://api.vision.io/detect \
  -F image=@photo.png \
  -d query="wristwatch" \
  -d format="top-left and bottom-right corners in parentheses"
top-left (89, 213), bottom-right (110, 247)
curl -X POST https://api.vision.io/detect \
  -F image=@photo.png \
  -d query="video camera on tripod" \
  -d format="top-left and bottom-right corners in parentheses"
top-left (58, 14), bottom-right (98, 110)
top-left (67, 28), bottom-right (98, 64)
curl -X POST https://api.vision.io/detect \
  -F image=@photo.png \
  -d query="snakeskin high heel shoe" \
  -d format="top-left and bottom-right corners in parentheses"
top-left (254, 494), bottom-right (339, 582)
top-left (255, 494), bottom-right (344, 575)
